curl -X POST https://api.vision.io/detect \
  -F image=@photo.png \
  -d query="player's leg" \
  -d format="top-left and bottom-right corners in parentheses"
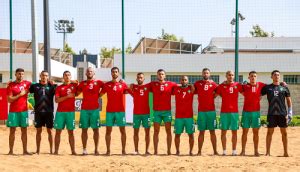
top-left (119, 126), bottom-right (127, 155)
top-left (153, 111), bottom-right (162, 155)
top-left (221, 130), bottom-right (227, 155)
top-left (8, 127), bottom-right (16, 155)
top-left (231, 130), bottom-right (238, 156)
top-left (266, 115), bottom-right (275, 156)
top-left (142, 115), bottom-right (151, 155)
top-left (92, 128), bottom-right (99, 155)
top-left (36, 127), bottom-right (42, 154)
top-left (105, 126), bottom-right (112, 155)
top-left (209, 130), bottom-right (218, 155)
top-left (81, 128), bottom-right (88, 155)
top-left (133, 115), bottom-right (141, 154)
top-left (54, 129), bottom-right (62, 155)
top-left (67, 129), bottom-right (76, 155)
top-left (240, 111), bottom-right (250, 156)
top-left (220, 114), bottom-right (229, 155)
top-left (174, 134), bottom-right (181, 155)
top-left (174, 118), bottom-right (184, 155)
top-left (45, 112), bottom-right (54, 154)
top-left (165, 122), bottom-right (172, 155)
top-left (197, 112), bottom-right (206, 156)
top-left (280, 127), bottom-right (288, 157)
top-left (188, 134), bottom-right (194, 156)
top-left (252, 128), bottom-right (259, 156)
top-left (20, 111), bottom-right (30, 155)
top-left (186, 118), bottom-right (195, 156)
top-left (240, 128), bottom-right (248, 156)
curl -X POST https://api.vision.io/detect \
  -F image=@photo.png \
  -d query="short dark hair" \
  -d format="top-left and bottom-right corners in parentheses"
top-left (15, 68), bottom-right (24, 73)
top-left (137, 72), bottom-right (144, 76)
top-left (271, 70), bottom-right (280, 76)
top-left (202, 68), bottom-right (210, 72)
top-left (41, 70), bottom-right (48, 74)
top-left (63, 70), bottom-right (71, 76)
top-left (157, 69), bottom-right (165, 73)
top-left (111, 67), bottom-right (119, 72)
top-left (248, 71), bottom-right (257, 75)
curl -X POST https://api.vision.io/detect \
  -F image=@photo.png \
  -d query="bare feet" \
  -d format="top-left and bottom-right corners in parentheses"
top-left (197, 151), bottom-right (201, 156)
top-left (176, 151), bottom-right (180, 156)
top-left (23, 151), bottom-right (33, 155)
top-left (122, 151), bottom-right (127, 155)
top-left (94, 151), bottom-right (100, 156)
top-left (53, 151), bottom-right (59, 155)
top-left (254, 152), bottom-right (260, 157)
top-left (7, 151), bottom-right (15, 155)
top-left (167, 151), bottom-right (171, 155)
top-left (105, 151), bottom-right (111, 156)
top-left (189, 152), bottom-right (193, 156)
top-left (145, 151), bottom-right (151, 155)
top-left (283, 153), bottom-right (289, 157)
top-left (154, 151), bottom-right (158, 155)
top-left (213, 152), bottom-right (219, 156)
top-left (240, 151), bottom-right (245, 156)
top-left (265, 152), bottom-right (271, 156)
top-left (71, 151), bottom-right (77, 155)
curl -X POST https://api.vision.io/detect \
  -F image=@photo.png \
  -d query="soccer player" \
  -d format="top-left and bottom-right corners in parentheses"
top-left (194, 68), bottom-right (218, 155)
top-left (7, 68), bottom-right (32, 155)
top-left (150, 69), bottom-right (177, 155)
top-left (173, 76), bottom-right (195, 156)
top-left (29, 71), bottom-right (56, 154)
top-left (262, 70), bottom-right (292, 157)
top-left (54, 71), bottom-right (78, 155)
top-left (215, 70), bottom-right (242, 156)
top-left (128, 73), bottom-right (151, 155)
top-left (99, 67), bottom-right (128, 155)
top-left (77, 67), bottom-right (104, 155)
top-left (240, 71), bottom-right (265, 156)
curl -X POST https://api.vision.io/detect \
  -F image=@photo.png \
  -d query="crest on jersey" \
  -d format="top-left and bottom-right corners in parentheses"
top-left (209, 84), bottom-right (212, 87)
top-left (108, 85), bottom-right (112, 87)
top-left (94, 82), bottom-right (97, 85)
top-left (280, 87), bottom-right (283, 91)
top-left (188, 90), bottom-right (191, 93)
top-left (84, 82), bottom-right (87, 86)
top-left (234, 86), bottom-right (237, 89)
top-left (71, 86), bottom-right (74, 90)
top-left (224, 86), bottom-right (227, 88)
top-left (144, 87), bottom-right (147, 90)
top-left (165, 83), bottom-right (168, 87)
top-left (119, 85), bottom-right (122, 88)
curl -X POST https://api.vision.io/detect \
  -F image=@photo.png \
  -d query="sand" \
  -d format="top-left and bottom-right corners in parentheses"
top-left (0, 126), bottom-right (299, 172)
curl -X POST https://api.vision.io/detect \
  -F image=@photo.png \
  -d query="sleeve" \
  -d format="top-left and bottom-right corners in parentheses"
top-left (55, 87), bottom-right (60, 98)
top-left (122, 83), bottom-right (129, 93)
top-left (261, 85), bottom-right (267, 96)
top-left (29, 84), bottom-right (34, 93)
top-left (127, 85), bottom-right (134, 96)
top-left (6, 83), bottom-right (12, 96)
top-left (77, 82), bottom-right (83, 93)
top-left (215, 85), bottom-right (222, 95)
top-left (238, 83), bottom-right (243, 93)
top-left (72, 83), bottom-right (78, 93)
top-left (26, 81), bottom-right (32, 91)
top-left (148, 82), bottom-right (153, 92)
top-left (172, 85), bottom-right (178, 95)
top-left (98, 80), bottom-right (105, 88)
top-left (193, 82), bottom-right (198, 94)
top-left (100, 84), bottom-right (107, 94)
top-left (285, 87), bottom-right (291, 97)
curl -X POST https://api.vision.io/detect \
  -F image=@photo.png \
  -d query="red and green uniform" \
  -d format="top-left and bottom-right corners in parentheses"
top-left (216, 82), bottom-right (242, 130)
top-left (241, 82), bottom-right (266, 128)
top-left (150, 81), bottom-right (177, 124)
top-left (6, 80), bottom-right (31, 127)
top-left (77, 80), bottom-right (104, 129)
top-left (194, 80), bottom-right (218, 131)
top-left (100, 81), bottom-right (128, 127)
top-left (54, 83), bottom-right (77, 130)
top-left (173, 86), bottom-right (194, 134)
top-left (128, 84), bottom-right (151, 128)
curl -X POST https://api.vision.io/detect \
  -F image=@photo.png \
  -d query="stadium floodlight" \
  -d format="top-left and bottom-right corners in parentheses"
top-left (54, 19), bottom-right (75, 51)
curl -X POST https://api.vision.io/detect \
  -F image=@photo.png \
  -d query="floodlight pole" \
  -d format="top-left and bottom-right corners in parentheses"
top-left (9, 0), bottom-right (13, 81)
top-left (121, 0), bottom-right (125, 79)
top-left (43, 0), bottom-right (51, 76)
top-left (31, 0), bottom-right (39, 82)
top-left (234, 0), bottom-right (239, 82)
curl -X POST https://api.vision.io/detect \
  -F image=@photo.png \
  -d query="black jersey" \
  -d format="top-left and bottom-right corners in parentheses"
top-left (29, 83), bottom-right (56, 113)
top-left (261, 84), bottom-right (290, 116)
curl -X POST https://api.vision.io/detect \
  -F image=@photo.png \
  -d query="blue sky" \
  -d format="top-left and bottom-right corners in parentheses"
top-left (1, 0), bottom-right (300, 54)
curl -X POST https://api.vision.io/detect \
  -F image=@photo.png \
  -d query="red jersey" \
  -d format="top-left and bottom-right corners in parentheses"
top-left (216, 82), bottom-right (242, 113)
top-left (194, 80), bottom-right (218, 112)
top-left (173, 86), bottom-right (194, 118)
top-left (242, 82), bottom-right (266, 112)
top-left (128, 84), bottom-right (151, 115)
top-left (7, 80), bottom-right (31, 112)
top-left (78, 80), bottom-right (104, 110)
top-left (100, 81), bottom-right (128, 112)
top-left (55, 83), bottom-right (77, 112)
top-left (150, 81), bottom-right (177, 111)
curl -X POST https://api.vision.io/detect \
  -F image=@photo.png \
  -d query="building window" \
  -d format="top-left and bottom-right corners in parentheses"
top-left (284, 75), bottom-right (300, 84)
top-left (0, 74), bottom-right (2, 83)
top-left (151, 75), bottom-right (219, 84)
top-left (238, 75), bottom-right (243, 83)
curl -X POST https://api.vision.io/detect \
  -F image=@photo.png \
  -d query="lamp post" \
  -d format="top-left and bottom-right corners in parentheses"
top-left (9, 0), bottom-right (12, 81)
top-left (234, 0), bottom-right (245, 82)
top-left (121, 0), bottom-right (125, 79)
top-left (54, 19), bottom-right (75, 52)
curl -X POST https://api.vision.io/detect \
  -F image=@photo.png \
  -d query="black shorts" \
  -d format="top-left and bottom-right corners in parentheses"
top-left (34, 112), bottom-right (54, 128)
top-left (267, 115), bottom-right (287, 128)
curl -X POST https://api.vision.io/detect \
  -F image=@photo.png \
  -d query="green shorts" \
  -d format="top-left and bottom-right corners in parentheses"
top-left (79, 109), bottom-right (100, 129)
top-left (6, 111), bottom-right (29, 127)
top-left (153, 110), bottom-right (172, 124)
top-left (241, 111), bottom-right (261, 129)
top-left (174, 118), bottom-right (195, 134)
top-left (54, 112), bottom-right (75, 130)
top-left (219, 113), bottom-right (239, 130)
top-left (106, 112), bottom-right (126, 127)
top-left (197, 111), bottom-right (218, 131)
top-left (133, 114), bottom-right (150, 128)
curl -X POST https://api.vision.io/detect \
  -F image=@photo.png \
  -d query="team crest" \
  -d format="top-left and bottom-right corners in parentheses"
top-left (224, 86), bottom-right (227, 88)
top-left (94, 82), bottom-right (97, 85)
top-left (234, 86), bottom-right (237, 89)
top-left (165, 83), bottom-right (168, 87)
top-left (119, 85), bottom-right (122, 88)
top-left (144, 87), bottom-right (147, 90)
top-left (71, 86), bottom-right (74, 90)
top-left (188, 90), bottom-right (191, 93)
top-left (209, 84), bottom-right (212, 87)
top-left (280, 87), bottom-right (283, 91)
top-left (84, 82), bottom-right (87, 86)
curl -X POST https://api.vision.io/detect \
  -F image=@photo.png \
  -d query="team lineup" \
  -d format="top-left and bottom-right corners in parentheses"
top-left (6, 67), bottom-right (293, 157)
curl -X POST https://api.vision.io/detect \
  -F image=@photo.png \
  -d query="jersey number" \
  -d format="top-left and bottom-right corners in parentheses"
top-left (274, 91), bottom-right (279, 97)
top-left (113, 85), bottom-right (117, 91)
top-left (252, 87), bottom-right (256, 93)
top-left (182, 92), bottom-right (186, 98)
top-left (140, 89), bottom-right (144, 96)
top-left (229, 87), bottom-right (234, 94)
top-left (160, 85), bottom-right (164, 91)
top-left (204, 85), bottom-right (208, 91)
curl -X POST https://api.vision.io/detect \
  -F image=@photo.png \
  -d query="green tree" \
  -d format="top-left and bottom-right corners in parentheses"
top-left (250, 25), bottom-right (275, 37)
top-left (64, 43), bottom-right (76, 55)
top-left (100, 44), bottom-right (132, 58)
top-left (158, 29), bottom-right (184, 42)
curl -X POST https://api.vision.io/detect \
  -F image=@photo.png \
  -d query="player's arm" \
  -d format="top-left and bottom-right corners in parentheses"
top-left (7, 91), bottom-right (26, 103)
top-left (99, 85), bottom-right (106, 98)
top-left (55, 93), bottom-right (75, 103)
top-left (189, 84), bottom-right (195, 93)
